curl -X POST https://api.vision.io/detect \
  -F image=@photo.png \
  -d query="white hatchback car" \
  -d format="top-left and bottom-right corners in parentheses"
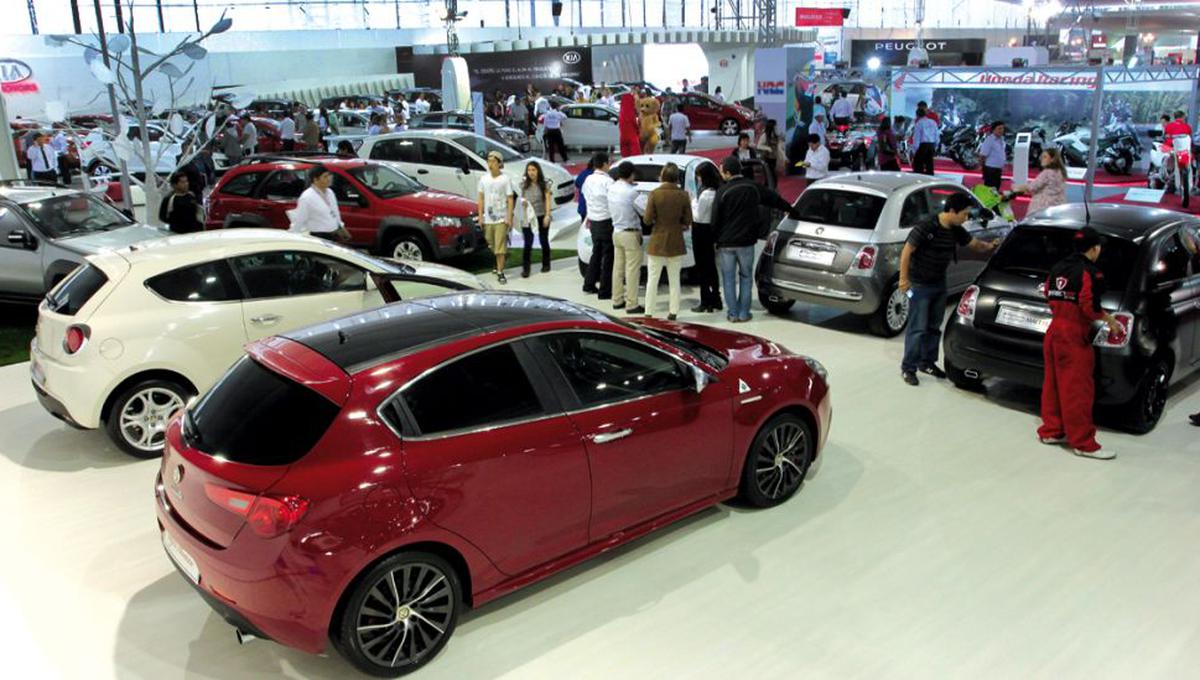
top-left (535, 103), bottom-right (620, 150)
top-left (30, 229), bottom-right (484, 458)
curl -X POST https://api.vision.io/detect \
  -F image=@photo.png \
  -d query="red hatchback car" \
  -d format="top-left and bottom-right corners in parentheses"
top-left (155, 292), bottom-right (831, 676)
top-left (206, 157), bottom-right (483, 261)
top-left (674, 91), bottom-right (761, 136)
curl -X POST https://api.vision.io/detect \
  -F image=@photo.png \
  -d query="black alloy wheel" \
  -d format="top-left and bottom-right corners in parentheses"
top-left (335, 552), bottom-right (461, 677)
top-left (1124, 358), bottom-right (1170, 435)
top-left (739, 413), bottom-right (814, 508)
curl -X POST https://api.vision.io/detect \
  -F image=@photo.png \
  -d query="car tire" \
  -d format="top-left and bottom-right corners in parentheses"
top-left (737, 413), bottom-right (814, 508)
top-left (719, 118), bottom-right (740, 136)
top-left (946, 358), bottom-right (984, 392)
top-left (384, 232), bottom-right (431, 262)
top-left (1122, 356), bottom-right (1171, 435)
top-left (105, 378), bottom-right (191, 459)
top-left (867, 281), bottom-right (909, 337)
top-left (333, 551), bottom-right (462, 678)
top-left (759, 292), bottom-right (795, 316)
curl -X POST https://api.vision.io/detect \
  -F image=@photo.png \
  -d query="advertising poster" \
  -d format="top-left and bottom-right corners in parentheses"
top-left (401, 46), bottom-right (592, 96)
top-left (754, 48), bottom-right (787, 132)
top-left (786, 46), bottom-right (818, 137)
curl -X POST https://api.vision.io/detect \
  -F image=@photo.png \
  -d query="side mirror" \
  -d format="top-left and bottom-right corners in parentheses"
top-left (460, 159), bottom-right (472, 174)
top-left (7, 229), bottom-right (35, 249)
top-left (692, 364), bottom-right (713, 394)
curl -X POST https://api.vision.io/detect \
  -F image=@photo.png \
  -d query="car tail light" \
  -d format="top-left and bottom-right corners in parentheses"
top-left (763, 231), bottom-right (779, 256)
top-left (204, 483), bottom-right (310, 538)
top-left (956, 285), bottom-right (980, 323)
top-left (1095, 312), bottom-right (1134, 348)
top-left (63, 324), bottom-right (90, 354)
top-left (852, 245), bottom-right (877, 272)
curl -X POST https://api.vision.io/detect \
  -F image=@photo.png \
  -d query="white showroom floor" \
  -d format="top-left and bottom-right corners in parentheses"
top-left (3, 260), bottom-right (1200, 680)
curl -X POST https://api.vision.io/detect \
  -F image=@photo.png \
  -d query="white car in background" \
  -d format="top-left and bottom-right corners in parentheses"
top-left (536, 103), bottom-right (620, 150)
top-left (29, 229), bottom-right (484, 458)
top-left (358, 130), bottom-right (577, 208)
top-left (82, 120), bottom-right (235, 178)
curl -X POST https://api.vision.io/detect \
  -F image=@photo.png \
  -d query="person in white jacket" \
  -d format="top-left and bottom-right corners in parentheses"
top-left (288, 166), bottom-right (349, 241)
top-left (797, 134), bottom-right (831, 190)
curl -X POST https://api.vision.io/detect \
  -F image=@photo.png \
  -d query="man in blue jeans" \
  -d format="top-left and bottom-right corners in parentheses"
top-left (898, 192), bottom-right (999, 385)
top-left (712, 156), bottom-right (797, 322)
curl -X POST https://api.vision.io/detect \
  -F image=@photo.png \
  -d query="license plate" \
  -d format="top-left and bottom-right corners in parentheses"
top-left (162, 530), bottom-right (200, 585)
top-left (787, 244), bottom-right (836, 267)
top-left (996, 305), bottom-right (1051, 334)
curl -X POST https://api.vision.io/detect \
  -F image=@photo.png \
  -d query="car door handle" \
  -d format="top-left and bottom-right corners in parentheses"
top-left (250, 314), bottom-right (281, 325)
top-left (589, 428), bottom-right (632, 444)
top-left (417, 169), bottom-right (429, 174)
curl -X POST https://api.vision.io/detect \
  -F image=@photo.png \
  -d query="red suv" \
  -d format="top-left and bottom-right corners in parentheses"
top-left (206, 156), bottom-right (482, 261)
top-left (155, 292), bottom-right (831, 676)
top-left (674, 92), bottom-right (761, 136)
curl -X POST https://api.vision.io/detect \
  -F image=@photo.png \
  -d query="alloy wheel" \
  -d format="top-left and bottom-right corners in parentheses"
top-left (355, 562), bottom-right (455, 670)
top-left (753, 421), bottom-right (810, 500)
top-left (886, 287), bottom-right (910, 332)
top-left (392, 240), bottom-right (425, 261)
top-left (720, 119), bottom-right (740, 136)
top-left (119, 387), bottom-right (184, 452)
top-left (1143, 364), bottom-right (1169, 425)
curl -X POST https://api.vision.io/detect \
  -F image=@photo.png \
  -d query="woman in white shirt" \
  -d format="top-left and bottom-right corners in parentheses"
top-left (690, 163), bottom-right (723, 313)
top-left (288, 166), bottom-right (349, 241)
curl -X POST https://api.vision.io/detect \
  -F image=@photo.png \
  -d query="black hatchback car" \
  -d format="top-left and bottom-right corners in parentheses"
top-left (943, 203), bottom-right (1200, 434)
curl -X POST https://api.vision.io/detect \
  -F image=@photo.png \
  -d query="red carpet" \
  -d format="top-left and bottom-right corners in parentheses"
top-left (1096, 190), bottom-right (1200, 215)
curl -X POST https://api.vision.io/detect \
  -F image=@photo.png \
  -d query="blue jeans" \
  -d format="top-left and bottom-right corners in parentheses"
top-left (718, 246), bottom-right (755, 321)
top-left (901, 282), bottom-right (947, 373)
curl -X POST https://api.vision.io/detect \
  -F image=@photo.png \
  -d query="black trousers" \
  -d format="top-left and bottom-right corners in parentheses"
top-left (584, 219), bottom-right (614, 297)
top-left (982, 166), bottom-right (1003, 189)
top-left (32, 170), bottom-right (59, 185)
top-left (691, 222), bottom-right (721, 308)
top-left (58, 156), bottom-right (73, 185)
top-left (522, 216), bottom-right (551, 271)
top-left (282, 140), bottom-right (295, 152)
top-left (913, 143), bottom-right (936, 175)
top-left (880, 157), bottom-right (901, 172)
top-left (670, 139), bottom-right (687, 154)
top-left (544, 129), bottom-right (568, 162)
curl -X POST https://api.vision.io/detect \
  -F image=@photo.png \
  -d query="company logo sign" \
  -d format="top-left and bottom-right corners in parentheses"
top-left (795, 8), bottom-right (844, 27)
top-left (0, 59), bottom-right (32, 84)
top-left (978, 73), bottom-right (1097, 88)
top-left (875, 41), bottom-right (948, 53)
top-left (562, 51), bottom-right (582, 65)
top-left (757, 80), bottom-right (785, 96)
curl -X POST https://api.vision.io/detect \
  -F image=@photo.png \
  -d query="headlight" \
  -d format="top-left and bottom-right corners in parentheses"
top-left (430, 216), bottom-right (461, 229)
top-left (800, 355), bottom-right (828, 382)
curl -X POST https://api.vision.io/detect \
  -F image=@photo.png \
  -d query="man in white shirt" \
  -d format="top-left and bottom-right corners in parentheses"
top-left (668, 110), bottom-right (691, 154)
top-left (581, 152), bottom-right (615, 298)
top-left (830, 91), bottom-right (854, 126)
top-left (608, 162), bottom-right (644, 314)
top-left (533, 90), bottom-right (551, 118)
top-left (239, 114), bottom-right (258, 156)
top-left (26, 133), bottom-right (60, 184)
top-left (797, 134), bottom-right (831, 190)
top-left (477, 150), bottom-right (516, 284)
top-left (288, 166), bottom-right (348, 240)
top-left (413, 94), bottom-right (431, 116)
top-left (541, 103), bottom-right (569, 163)
top-left (279, 111), bottom-right (296, 151)
top-left (808, 112), bottom-right (827, 146)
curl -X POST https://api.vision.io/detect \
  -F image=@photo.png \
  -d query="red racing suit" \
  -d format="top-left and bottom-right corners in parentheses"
top-left (1037, 253), bottom-right (1107, 452)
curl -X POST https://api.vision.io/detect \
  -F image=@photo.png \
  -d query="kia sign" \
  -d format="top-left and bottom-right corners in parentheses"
top-left (0, 59), bottom-right (37, 94)
top-left (402, 46), bottom-right (592, 94)
top-left (562, 51), bottom-right (582, 65)
top-left (794, 8), bottom-right (844, 27)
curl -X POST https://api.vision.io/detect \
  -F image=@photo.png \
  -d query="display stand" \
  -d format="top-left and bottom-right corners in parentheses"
top-left (1011, 132), bottom-right (1031, 189)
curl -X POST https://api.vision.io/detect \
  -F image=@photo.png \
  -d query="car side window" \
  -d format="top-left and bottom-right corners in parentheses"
top-left (419, 139), bottom-right (468, 168)
top-left (370, 139), bottom-right (421, 163)
top-left (329, 175), bottom-right (365, 205)
top-left (539, 333), bottom-right (690, 408)
top-left (400, 343), bottom-right (546, 436)
top-left (219, 171), bottom-right (266, 197)
top-left (900, 191), bottom-right (930, 227)
top-left (262, 170), bottom-right (306, 201)
top-left (1153, 231), bottom-right (1195, 284)
top-left (231, 251), bottom-right (366, 298)
top-left (146, 260), bottom-right (242, 302)
top-left (0, 205), bottom-right (31, 249)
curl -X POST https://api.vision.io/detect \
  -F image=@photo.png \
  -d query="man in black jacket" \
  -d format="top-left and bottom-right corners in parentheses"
top-left (159, 172), bottom-right (204, 234)
top-left (712, 156), bottom-right (795, 322)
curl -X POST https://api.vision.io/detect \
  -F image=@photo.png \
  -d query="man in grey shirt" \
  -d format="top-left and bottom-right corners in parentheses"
top-left (668, 110), bottom-right (690, 154)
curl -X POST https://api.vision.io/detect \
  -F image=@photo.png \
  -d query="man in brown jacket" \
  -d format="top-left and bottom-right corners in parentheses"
top-left (301, 112), bottom-right (322, 150)
top-left (644, 163), bottom-right (692, 319)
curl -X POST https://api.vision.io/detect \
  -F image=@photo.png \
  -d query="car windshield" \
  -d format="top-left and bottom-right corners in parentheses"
top-left (348, 164), bottom-right (424, 199)
top-left (990, 226), bottom-right (1138, 290)
top-left (450, 134), bottom-right (522, 162)
top-left (19, 194), bottom-right (134, 238)
top-left (792, 189), bottom-right (886, 230)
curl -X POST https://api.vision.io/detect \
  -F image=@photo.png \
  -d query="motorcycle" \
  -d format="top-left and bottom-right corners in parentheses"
top-left (826, 123), bottom-right (872, 171)
top-left (944, 121), bottom-right (982, 171)
top-left (1053, 121), bottom-right (1141, 174)
top-left (1148, 129), bottom-right (1196, 206)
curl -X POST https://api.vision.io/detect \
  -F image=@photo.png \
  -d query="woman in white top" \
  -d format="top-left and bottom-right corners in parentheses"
top-left (289, 166), bottom-right (350, 241)
top-left (690, 162), bottom-right (723, 313)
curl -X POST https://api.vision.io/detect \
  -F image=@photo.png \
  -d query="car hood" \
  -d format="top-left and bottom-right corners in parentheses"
top-left (385, 189), bottom-right (477, 219)
top-left (53, 224), bottom-right (169, 255)
top-left (633, 318), bottom-right (784, 365)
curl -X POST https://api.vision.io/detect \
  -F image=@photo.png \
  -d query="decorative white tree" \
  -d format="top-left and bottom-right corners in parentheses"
top-left (45, 8), bottom-right (236, 225)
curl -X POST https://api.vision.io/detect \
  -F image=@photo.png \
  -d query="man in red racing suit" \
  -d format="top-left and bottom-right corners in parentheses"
top-left (1164, 111), bottom-right (1193, 209)
top-left (1037, 227), bottom-right (1123, 460)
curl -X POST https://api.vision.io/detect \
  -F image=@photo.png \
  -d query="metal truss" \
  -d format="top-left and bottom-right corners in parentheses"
top-left (756, 0), bottom-right (777, 47)
top-left (892, 65), bottom-right (1199, 88)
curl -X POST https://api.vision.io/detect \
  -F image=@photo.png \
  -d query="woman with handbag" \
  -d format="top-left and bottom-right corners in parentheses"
top-left (159, 172), bottom-right (205, 234)
top-left (519, 161), bottom-right (554, 277)
top-left (288, 166), bottom-right (351, 242)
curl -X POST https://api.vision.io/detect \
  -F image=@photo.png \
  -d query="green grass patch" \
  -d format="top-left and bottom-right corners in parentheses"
top-left (0, 304), bottom-right (37, 367)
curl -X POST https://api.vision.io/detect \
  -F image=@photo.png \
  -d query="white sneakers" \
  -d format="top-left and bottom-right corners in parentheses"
top-left (1038, 434), bottom-right (1116, 460)
top-left (1039, 435), bottom-right (1067, 445)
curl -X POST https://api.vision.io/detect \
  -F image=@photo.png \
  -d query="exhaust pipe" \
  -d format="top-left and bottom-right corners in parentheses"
top-left (964, 369), bottom-right (981, 379)
top-left (235, 629), bottom-right (258, 645)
